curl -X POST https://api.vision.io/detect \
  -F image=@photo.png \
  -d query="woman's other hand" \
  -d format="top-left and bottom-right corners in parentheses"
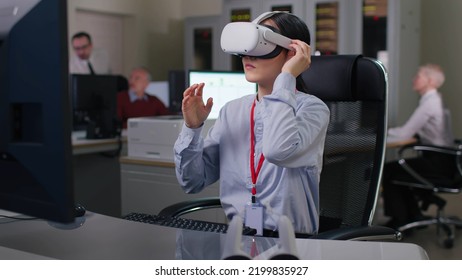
top-left (281, 40), bottom-right (311, 78)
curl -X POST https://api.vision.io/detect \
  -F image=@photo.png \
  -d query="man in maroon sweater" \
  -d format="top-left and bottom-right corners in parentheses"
top-left (117, 67), bottom-right (171, 128)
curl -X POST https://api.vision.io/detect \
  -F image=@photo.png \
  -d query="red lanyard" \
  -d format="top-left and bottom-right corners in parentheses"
top-left (250, 99), bottom-right (265, 202)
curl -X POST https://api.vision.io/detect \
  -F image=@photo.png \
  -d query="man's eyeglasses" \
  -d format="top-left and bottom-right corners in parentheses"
top-left (73, 44), bottom-right (90, 51)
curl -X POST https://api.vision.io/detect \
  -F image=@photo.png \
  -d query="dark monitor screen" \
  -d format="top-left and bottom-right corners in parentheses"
top-left (168, 70), bottom-right (186, 114)
top-left (70, 74), bottom-right (121, 139)
top-left (0, 0), bottom-right (75, 223)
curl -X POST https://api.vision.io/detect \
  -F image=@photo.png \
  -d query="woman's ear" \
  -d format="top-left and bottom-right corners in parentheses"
top-left (288, 50), bottom-right (296, 57)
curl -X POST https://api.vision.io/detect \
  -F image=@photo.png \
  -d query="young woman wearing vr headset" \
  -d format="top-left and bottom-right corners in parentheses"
top-left (174, 11), bottom-right (329, 236)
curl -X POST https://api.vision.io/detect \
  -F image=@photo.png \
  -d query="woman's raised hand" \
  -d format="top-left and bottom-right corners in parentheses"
top-left (281, 40), bottom-right (311, 78)
top-left (181, 83), bottom-right (213, 128)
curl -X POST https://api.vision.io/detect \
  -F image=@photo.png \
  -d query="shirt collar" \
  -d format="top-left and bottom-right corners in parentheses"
top-left (420, 89), bottom-right (438, 104)
top-left (128, 90), bottom-right (148, 103)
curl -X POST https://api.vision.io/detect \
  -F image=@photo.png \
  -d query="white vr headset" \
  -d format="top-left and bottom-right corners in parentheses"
top-left (220, 11), bottom-right (292, 58)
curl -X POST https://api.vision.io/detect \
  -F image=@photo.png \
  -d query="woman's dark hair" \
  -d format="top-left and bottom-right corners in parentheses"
top-left (268, 12), bottom-right (311, 93)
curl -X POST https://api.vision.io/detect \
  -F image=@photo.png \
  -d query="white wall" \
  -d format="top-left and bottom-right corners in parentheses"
top-left (421, 0), bottom-right (462, 138)
top-left (387, 0), bottom-right (421, 128)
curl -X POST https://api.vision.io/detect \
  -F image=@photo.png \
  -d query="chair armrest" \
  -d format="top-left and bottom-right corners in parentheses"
top-left (158, 197), bottom-right (221, 217)
top-left (398, 144), bottom-right (461, 157)
top-left (311, 225), bottom-right (401, 241)
top-left (395, 144), bottom-right (462, 191)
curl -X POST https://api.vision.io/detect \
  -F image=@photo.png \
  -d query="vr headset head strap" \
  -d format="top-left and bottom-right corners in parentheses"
top-left (252, 11), bottom-right (289, 24)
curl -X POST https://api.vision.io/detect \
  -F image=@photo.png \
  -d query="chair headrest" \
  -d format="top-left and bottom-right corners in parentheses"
top-left (301, 55), bottom-right (386, 102)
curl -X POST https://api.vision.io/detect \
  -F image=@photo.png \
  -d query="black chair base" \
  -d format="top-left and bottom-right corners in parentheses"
top-left (398, 215), bottom-right (462, 249)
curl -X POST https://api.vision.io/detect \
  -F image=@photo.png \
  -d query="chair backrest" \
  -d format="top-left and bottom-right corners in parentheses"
top-left (301, 55), bottom-right (388, 232)
top-left (443, 108), bottom-right (454, 146)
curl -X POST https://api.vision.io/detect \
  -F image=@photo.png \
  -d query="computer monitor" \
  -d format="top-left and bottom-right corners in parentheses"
top-left (168, 69), bottom-right (186, 114)
top-left (70, 74), bottom-right (121, 139)
top-left (188, 70), bottom-right (257, 119)
top-left (0, 0), bottom-right (75, 223)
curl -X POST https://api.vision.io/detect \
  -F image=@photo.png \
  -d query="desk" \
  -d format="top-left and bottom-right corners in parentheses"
top-left (385, 137), bottom-right (418, 162)
top-left (72, 130), bottom-right (127, 156)
top-left (386, 137), bottom-right (417, 149)
top-left (0, 212), bottom-right (428, 260)
top-left (72, 136), bottom-right (125, 155)
top-left (0, 246), bottom-right (52, 260)
top-left (72, 131), bottom-right (128, 218)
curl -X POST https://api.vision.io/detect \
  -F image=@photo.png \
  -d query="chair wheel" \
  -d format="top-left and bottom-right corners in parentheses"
top-left (437, 224), bottom-right (455, 249)
top-left (447, 216), bottom-right (462, 229)
top-left (443, 238), bottom-right (454, 249)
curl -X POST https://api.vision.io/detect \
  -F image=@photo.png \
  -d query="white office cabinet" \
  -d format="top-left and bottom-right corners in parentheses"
top-left (120, 157), bottom-right (226, 223)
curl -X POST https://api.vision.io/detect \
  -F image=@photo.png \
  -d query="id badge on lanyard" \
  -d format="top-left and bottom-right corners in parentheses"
top-left (245, 99), bottom-right (264, 235)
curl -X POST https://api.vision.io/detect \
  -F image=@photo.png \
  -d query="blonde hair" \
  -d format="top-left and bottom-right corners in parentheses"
top-left (420, 64), bottom-right (445, 88)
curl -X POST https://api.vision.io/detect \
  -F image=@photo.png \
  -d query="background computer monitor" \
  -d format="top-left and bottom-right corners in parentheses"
top-left (168, 69), bottom-right (186, 114)
top-left (0, 0), bottom-right (75, 223)
top-left (70, 74), bottom-right (121, 139)
top-left (188, 70), bottom-right (257, 119)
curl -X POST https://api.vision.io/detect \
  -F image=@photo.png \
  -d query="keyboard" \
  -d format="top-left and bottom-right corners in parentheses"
top-left (123, 212), bottom-right (257, 235)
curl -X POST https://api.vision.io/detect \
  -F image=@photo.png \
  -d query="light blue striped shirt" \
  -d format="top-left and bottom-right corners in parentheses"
top-left (174, 72), bottom-right (330, 234)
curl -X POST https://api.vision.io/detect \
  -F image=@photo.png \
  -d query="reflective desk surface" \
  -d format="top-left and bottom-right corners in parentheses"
top-left (0, 212), bottom-right (428, 260)
top-left (72, 130), bottom-right (127, 155)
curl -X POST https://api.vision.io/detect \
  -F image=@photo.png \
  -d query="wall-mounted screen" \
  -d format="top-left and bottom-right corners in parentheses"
top-left (188, 70), bottom-right (257, 119)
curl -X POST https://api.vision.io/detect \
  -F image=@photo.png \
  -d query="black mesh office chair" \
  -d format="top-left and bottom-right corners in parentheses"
top-left (390, 125), bottom-right (462, 248)
top-left (159, 55), bottom-right (399, 241)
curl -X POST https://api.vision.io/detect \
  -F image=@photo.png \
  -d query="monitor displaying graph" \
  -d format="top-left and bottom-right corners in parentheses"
top-left (188, 70), bottom-right (257, 119)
